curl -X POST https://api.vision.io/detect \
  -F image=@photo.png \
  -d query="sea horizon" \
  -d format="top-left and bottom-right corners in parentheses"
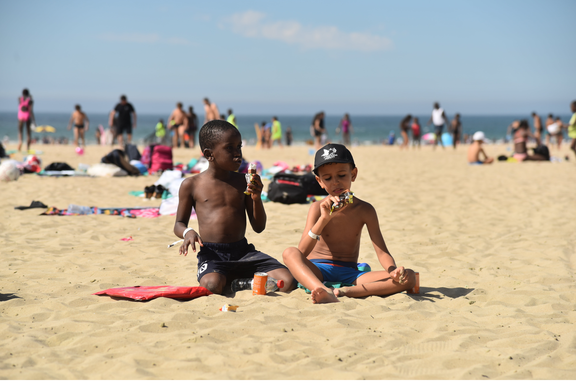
top-left (1, 111), bottom-right (572, 147)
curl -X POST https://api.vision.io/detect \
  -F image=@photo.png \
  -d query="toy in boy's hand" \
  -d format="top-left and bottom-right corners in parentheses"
top-left (330, 191), bottom-right (354, 215)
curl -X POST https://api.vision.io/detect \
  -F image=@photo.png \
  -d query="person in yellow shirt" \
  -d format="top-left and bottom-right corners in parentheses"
top-left (271, 116), bottom-right (283, 148)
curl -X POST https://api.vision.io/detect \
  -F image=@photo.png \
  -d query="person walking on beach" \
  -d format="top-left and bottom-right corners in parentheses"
top-left (270, 116), bottom-right (283, 148)
top-left (186, 106), bottom-right (199, 148)
top-left (167, 102), bottom-right (189, 148)
top-left (568, 100), bottom-right (576, 160)
top-left (109, 95), bottom-right (136, 147)
top-left (532, 112), bottom-right (543, 145)
top-left (203, 98), bottom-right (220, 124)
top-left (174, 119), bottom-right (295, 294)
top-left (411, 117), bottom-right (421, 149)
top-left (67, 104), bottom-right (89, 148)
top-left (427, 102), bottom-right (447, 150)
top-left (311, 112), bottom-right (326, 149)
top-left (338, 113), bottom-right (353, 146)
top-left (547, 117), bottom-right (565, 150)
top-left (449, 113), bottom-right (462, 149)
top-left (17, 88), bottom-right (36, 152)
top-left (399, 114), bottom-right (412, 150)
top-left (544, 114), bottom-right (554, 147)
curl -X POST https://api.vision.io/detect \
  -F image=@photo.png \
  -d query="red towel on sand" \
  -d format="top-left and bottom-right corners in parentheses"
top-left (93, 285), bottom-right (212, 301)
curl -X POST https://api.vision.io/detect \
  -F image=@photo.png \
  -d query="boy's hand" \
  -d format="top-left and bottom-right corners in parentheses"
top-left (319, 193), bottom-right (350, 219)
top-left (179, 229), bottom-right (204, 256)
top-left (390, 266), bottom-right (407, 284)
top-left (246, 174), bottom-right (263, 200)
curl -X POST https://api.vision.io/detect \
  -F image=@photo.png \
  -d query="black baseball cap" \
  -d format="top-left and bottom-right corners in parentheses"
top-left (313, 143), bottom-right (355, 175)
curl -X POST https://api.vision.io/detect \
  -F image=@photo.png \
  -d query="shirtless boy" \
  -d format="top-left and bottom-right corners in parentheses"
top-left (67, 104), bottom-right (90, 147)
top-left (467, 131), bottom-right (493, 165)
top-left (167, 102), bottom-right (189, 148)
top-left (282, 143), bottom-right (416, 304)
top-left (203, 98), bottom-right (220, 124)
top-left (174, 120), bottom-right (295, 294)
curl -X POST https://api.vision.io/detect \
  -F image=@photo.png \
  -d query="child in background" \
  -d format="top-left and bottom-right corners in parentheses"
top-left (282, 143), bottom-right (416, 304)
top-left (155, 119), bottom-right (166, 145)
top-left (467, 131), bottom-right (494, 165)
top-left (174, 120), bottom-right (294, 294)
top-left (411, 117), bottom-right (421, 149)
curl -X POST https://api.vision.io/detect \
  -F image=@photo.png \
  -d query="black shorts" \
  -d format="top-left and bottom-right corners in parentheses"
top-left (116, 124), bottom-right (132, 135)
top-left (434, 125), bottom-right (444, 135)
top-left (196, 238), bottom-right (287, 282)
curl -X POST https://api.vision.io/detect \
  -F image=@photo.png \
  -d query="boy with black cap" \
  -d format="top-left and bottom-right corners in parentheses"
top-left (282, 143), bottom-right (416, 304)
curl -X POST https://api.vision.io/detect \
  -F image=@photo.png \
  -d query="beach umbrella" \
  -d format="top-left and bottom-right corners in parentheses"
top-left (34, 125), bottom-right (56, 133)
top-left (422, 132), bottom-right (435, 144)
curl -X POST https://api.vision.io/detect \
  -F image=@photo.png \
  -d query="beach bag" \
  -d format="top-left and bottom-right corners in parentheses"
top-left (45, 162), bottom-right (74, 171)
top-left (124, 144), bottom-right (141, 161)
top-left (140, 144), bottom-right (157, 168)
top-left (149, 145), bottom-right (173, 174)
top-left (532, 145), bottom-right (550, 160)
top-left (267, 172), bottom-right (327, 204)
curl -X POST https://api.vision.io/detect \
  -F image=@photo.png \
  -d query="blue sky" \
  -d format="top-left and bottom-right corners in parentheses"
top-left (0, 0), bottom-right (574, 115)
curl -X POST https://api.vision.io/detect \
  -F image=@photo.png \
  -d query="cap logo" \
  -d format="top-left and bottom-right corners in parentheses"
top-left (321, 147), bottom-right (337, 161)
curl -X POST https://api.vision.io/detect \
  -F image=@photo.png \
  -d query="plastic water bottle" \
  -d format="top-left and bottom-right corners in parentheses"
top-left (67, 204), bottom-right (92, 215)
top-left (231, 276), bottom-right (284, 293)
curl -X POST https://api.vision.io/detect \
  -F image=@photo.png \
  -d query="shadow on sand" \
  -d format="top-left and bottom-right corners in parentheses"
top-left (0, 293), bottom-right (21, 302)
top-left (408, 286), bottom-right (474, 302)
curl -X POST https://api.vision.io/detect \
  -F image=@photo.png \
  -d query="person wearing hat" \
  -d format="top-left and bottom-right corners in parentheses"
top-left (467, 131), bottom-right (494, 165)
top-left (282, 143), bottom-right (416, 304)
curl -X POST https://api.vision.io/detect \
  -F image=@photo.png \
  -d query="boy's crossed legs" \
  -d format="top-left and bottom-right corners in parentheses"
top-left (283, 247), bottom-right (416, 304)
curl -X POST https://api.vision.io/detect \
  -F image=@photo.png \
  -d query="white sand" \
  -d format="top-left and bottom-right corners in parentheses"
top-left (0, 142), bottom-right (575, 379)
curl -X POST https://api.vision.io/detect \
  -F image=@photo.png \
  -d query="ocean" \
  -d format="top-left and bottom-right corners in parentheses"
top-left (0, 112), bottom-right (571, 147)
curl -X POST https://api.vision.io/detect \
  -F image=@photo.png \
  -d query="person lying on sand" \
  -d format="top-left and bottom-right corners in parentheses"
top-left (467, 131), bottom-right (493, 165)
top-left (282, 143), bottom-right (416, 304)
top-left (174, 119), bottom-right (295, 294)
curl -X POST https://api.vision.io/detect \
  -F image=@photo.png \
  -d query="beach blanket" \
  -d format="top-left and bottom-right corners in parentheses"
top-left (93, 285), bottom-right (212, 301)
top-left (41, 206), bottom-right (160, 218)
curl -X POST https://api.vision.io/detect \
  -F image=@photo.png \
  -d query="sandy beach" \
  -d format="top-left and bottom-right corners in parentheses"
top-left (1, 142), bottom-right (575, 380)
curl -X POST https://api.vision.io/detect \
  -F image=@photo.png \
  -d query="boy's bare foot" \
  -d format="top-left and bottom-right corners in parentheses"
top-left (311, 287), bottom-right (339, 304)
top-left (333, 287), bottom-right (350, 297)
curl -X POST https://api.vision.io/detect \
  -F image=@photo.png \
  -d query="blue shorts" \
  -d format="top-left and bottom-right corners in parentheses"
top-left (196, 238), bottom-right (286, 282)
top-left (310, 259), bottom-right (368, 285)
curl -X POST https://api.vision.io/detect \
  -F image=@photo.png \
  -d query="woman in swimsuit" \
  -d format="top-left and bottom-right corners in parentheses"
top-left (310, 112), bottom-right (326, 149)
top-left (338, 113), bottom-right (353, 146)
top-left (399, 114), bottom-right (412, 150)
top-left (513, 120), bottom-right (548, 161)
top-left (17, 88), bottom-right (35, 152)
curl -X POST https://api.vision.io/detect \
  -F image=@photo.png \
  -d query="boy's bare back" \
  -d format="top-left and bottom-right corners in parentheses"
top-left (72, 110), bottom-right (87, 125)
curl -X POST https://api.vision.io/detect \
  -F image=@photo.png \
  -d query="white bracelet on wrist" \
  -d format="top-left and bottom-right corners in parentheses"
top-left (183, 228), bottom-right (195, 238)
top-left (308, 230), bottom-right (320, 240)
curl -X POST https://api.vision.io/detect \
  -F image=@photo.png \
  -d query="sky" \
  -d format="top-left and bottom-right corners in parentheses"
top-left (0, 0), bottom-right (574, 115)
